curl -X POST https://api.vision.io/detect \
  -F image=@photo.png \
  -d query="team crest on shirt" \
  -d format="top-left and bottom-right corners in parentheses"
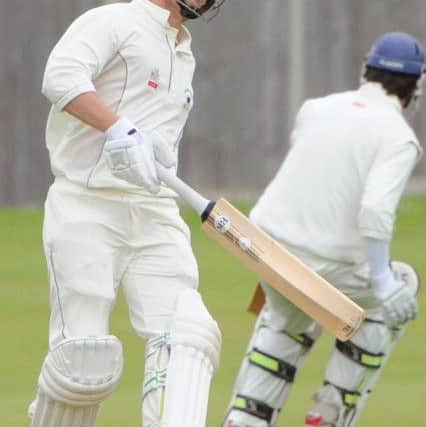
top-left (352, 101), bottom-right (366, 108)
top-left (148, 69), bottom-right (160, 89)
top-left (184, 88), bottom-right (193, 110)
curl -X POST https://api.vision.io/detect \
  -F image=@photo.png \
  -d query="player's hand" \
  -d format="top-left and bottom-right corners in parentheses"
top-left (151, 131), bottom-right (176, 170)
top-left (372, 267), bottom-right (418, 328)
top-left (104, 118), bottom-right (175, 193)
top-left (381, 283), bottom-right (418, 328)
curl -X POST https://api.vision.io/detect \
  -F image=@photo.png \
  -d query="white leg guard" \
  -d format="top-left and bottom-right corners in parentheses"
top-left (142, 333), bottom-right (170, 427)
top-left (223, 307), bottom-right (321, 427)
top-left (161, 288), bottom-right (222, 427)
top-left (30, 335), bottom-right (123, 427)
top-left (304, 318), bottom-right (393, 427)
top-left (305, 261), bottom-right (420, 427)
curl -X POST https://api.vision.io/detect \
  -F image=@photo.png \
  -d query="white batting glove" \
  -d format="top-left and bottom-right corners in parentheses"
top-left (104, 117), bottom-right (175, 193)
top-left (372, 267), bottom-right (418, 329)
top-left (152, 132), bottom-right (176, 170)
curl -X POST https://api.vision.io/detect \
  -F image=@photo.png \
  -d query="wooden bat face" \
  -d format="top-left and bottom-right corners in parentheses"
top-left (201, 198), bottom-right (365, 341)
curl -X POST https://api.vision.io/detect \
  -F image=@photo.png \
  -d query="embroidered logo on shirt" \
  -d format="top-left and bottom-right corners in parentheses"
top-left (352, 101), bottom-right (366, 108)
top-left (184, 88), bottom-right (193, 110)
top-left (148, 69), bottom-right (160, 89)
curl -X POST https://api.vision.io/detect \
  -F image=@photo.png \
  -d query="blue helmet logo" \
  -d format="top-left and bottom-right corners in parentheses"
top-left (366, 32), bottom-right (425, 76)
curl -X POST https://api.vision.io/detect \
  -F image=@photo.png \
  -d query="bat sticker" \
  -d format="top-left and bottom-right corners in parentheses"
top-left (214, 215), bottom-right (231, 233)
top-left (237, 236), bottom-right (252, 251)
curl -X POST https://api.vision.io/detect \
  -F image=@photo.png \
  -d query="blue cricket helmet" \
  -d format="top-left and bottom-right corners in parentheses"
top-left (366, 32), bottom-right (425, 76)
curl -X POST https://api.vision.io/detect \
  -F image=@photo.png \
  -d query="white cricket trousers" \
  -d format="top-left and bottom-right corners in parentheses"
top-left (43, 177), bottom-right (199, 348)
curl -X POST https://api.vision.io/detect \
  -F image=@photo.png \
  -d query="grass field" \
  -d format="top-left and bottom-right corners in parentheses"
top-left (1, 195), bottom-right (425, 426)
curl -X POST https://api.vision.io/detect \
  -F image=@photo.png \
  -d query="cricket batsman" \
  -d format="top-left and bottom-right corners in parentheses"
top-left (222, 32), bottom-right (425, 427)
top-left (28, 1), bottom-right (225, 426)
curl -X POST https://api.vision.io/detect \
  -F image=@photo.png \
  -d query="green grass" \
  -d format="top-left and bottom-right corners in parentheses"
top-left (1, 196), bottom-right (425, 426)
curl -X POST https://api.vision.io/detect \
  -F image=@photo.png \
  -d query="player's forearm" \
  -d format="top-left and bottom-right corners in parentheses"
top-left (364, 237), bottom-right (390, 276)
top-left (64, 92), bottom-right (119, 132)
top-left (363, 237), bottom-right (393, 295)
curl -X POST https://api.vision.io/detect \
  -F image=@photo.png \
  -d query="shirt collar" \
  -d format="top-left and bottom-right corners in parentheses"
top-left (133, 0), bottom-right (192, 51)
top-left (134, 0), bottom-right (171, 27)
top-left (358, 82), bottom-right (402, 113)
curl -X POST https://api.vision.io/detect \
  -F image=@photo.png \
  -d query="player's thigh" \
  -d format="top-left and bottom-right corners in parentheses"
top-left (322, 262), bottom-right (381, 310)
top-left (122, 215), bottom-right (199, 337)
top-left (261, 281), bottom-right (315, 333)
top-left (44, 186), bottom-right (125, 346)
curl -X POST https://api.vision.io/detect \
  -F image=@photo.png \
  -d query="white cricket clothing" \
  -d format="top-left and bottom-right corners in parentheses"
top-left (35, 3), bottom-right (219, 424)
top-left (43, 178), bottom-right (199, 347)
top-left (251, 83), bottom-right (422, 265)
top-left (42, 0), bottom-right (195, 195)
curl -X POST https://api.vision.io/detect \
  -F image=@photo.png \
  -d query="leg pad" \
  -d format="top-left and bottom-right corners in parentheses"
top-left (31, 335), bottom-right (123, 427)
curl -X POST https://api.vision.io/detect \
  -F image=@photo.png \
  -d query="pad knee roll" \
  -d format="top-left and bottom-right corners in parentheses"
top-left (224, 313), bottom-right (318, 427)
top-left (169, 288), bottom-right (222, 370)
top-left (38, 335), bottom-right (123, 406)
top-left (326, 316), bottom-right (390, 392)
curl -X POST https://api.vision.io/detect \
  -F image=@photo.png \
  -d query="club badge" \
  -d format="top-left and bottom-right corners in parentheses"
top-left (148, 69), bottom-right (160, 90)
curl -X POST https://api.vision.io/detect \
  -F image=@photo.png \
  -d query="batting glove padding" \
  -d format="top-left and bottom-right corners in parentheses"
top-left (104, 117), bottom-right (176, 193)
top-left (372, 261), bottom-right (419, 329)
top-left (381, 284), bottom-right (418, 328)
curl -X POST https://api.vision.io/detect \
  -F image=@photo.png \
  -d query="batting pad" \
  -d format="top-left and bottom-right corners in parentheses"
top-left (162, 288), bottom-right (222, 427)
top-left (31, 335), bottom-right (123, 427)
top-left (142, 333), bottom-right (170, 427)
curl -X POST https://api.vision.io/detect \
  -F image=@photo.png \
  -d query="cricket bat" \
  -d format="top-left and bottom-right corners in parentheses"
top-left (157, 166), bottom-right (365, 341)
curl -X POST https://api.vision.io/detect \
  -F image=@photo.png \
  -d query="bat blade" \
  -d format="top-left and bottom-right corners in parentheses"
top-left (201, 198), bottom-right (365, 341)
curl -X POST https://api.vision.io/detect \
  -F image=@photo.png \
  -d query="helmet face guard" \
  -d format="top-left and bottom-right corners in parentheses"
top-left (176, 0), bottom-right (225, 21)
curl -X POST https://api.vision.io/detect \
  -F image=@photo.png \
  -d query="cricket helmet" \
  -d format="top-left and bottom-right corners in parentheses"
top-left (365, 32), bottom-right (425, 76)
top-left (363, 32), bottom-right (426, 108)
top-left (176, 0), bottom-right (225, 20)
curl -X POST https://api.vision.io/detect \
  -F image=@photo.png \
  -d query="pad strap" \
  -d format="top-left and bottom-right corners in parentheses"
top-left (232, 394), bottom-right (275, 423)
top-left (336, 340), bottom-right (384, 369)
top-left (249, 348), bottom-right (296, 382)
top-left (285, 331), bottom-right (315, 349)
top-left (324, 381), bottom-right (361, 408)
top-left (259, 321), bottom-right (315, 349)
top-left (363, 317), bottom-right (386, 325)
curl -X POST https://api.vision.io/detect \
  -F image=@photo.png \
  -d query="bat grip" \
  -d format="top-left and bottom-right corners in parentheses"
top-left (156, 164), bottom-right (213, 218)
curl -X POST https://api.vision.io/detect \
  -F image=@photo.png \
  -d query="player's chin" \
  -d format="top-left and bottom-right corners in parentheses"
top-left (187, 0), bottom-right (207, 8)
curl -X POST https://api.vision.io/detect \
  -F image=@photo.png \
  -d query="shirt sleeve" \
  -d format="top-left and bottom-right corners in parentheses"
top-left (289, 100), bottom-right (314, 146)
top-left (41, 7), bottom-right (121, 110)
top-left (359, 140), bottom-right (419, 240)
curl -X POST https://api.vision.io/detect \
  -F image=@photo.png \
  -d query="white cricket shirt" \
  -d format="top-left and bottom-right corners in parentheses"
top-left (250, 83), bottom-right (422, 264)
top-left (42, 0), bottom-right (195, 195)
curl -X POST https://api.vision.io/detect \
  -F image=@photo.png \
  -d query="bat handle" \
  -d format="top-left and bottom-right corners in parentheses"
top-left (156, 164), bottom-right (214, 218)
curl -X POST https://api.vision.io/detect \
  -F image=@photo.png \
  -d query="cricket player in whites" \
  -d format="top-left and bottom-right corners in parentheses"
top-left (223, 32), bottom-right (425, 427)
top-left (28, 1), bottom-right (225, 426)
